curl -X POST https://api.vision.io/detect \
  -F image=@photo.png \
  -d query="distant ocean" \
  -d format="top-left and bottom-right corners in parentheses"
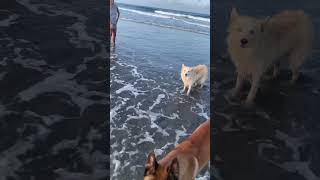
top-left (118, 3), bottom-right (210, 35)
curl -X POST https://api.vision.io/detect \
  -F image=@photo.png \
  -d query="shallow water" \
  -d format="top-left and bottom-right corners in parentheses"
top-left (0, 0), bottom-right (108, 179)
top-left (110, 20), bottom-right (210, 179)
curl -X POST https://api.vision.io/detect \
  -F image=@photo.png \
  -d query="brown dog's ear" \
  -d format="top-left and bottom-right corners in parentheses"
top-left (230, 7), bottom-right (239, 22)
top-left (167, 158), bottom-right (179, 180)
top-left (144, 152), bottom-right (158, 176)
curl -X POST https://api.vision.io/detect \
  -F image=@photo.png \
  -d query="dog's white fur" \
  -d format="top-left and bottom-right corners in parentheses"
top-left (181, 64), bottom-right (208, 95)
top-left (227, 8), bottom-right (314, 106)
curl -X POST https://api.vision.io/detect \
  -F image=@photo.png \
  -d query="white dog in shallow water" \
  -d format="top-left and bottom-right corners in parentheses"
top-left (227, 8), bottom-right (314, 106)
top-left (181, 64), bottom-right (208, 95)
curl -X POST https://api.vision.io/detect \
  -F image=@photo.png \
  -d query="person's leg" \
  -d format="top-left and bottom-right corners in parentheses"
top-left (111, 29), bottom-right (115, 46)
top-left (110, 24), bottom-right (112, 37)
top-left (112, 28), bottom-right (117, 45)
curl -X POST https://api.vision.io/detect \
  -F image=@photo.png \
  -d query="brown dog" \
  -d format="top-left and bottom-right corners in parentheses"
top-left (143, 120), bottom-right (210, 180)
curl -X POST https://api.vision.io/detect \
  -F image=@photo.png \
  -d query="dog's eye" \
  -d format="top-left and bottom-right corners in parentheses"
top-left (249, 30), bottom-right (255, 34)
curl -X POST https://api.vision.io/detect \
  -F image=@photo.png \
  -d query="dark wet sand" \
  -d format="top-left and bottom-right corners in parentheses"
top-left (0, 0), bottom-right (108, 179)
top-left (212, 1), bottom-right (320, 180)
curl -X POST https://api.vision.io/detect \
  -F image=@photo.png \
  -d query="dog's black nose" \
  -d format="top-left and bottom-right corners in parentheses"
top-left (240, 38), bottom-right (248, 45)
top-left (185, 73), bottom-right (188, 76)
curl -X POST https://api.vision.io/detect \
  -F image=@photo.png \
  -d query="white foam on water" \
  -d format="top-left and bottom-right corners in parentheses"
top-left (12, 47), bottom-right (47, 71)
top-left (0, 141), bottom-right (34, 179)
top-left (24, 111), bottom-right (65, 126)
top-left (115, 60), bottom-right (155, 83)
top-left (17, 0), bottom-right (107, 60)
top-left (257, 130), bottom-right (320, 180)
top-left (195, 103), bottom-right (209, 119)
top-left (0, 14), bottom-right (19, 27)
top-left (115, 83), bottom-right (147, 97)
top-left (180, 19), bottom-right (210, 28)
top-left (281, 161), bottom-right (320, 180)
top-left (137, 132), bottom-right (155, 144)
top-left (18, 69), bottom-right (105, 115)
top-left (149, 94), bottom-right (166, 111)
top-left (155, 10), bottom-right (210, 22)
top-left (173, 125), bottom-right (188, 145)
top-left (214, 112), bottom-right (239, 132)
top-left (110, 50), bottom-right (210, 179)
top-left (120, 17), bottom-right (210, 35)
top-left (119, 7), bottom-right (171, 19)
top-left (110, 97), bottom-right (129, 124)
top-left (154, 143), bottom-right (173, 157)
top-left (196, 170), bottom-right (210, 180)
top-left (275, 131), bottom-right (303, 161)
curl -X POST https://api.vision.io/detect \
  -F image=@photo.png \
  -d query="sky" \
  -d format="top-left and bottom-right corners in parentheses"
top-left (116, 0), bottom-right (210, 14)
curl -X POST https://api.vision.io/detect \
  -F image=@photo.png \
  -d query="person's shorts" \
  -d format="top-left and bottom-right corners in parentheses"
top-left (110, 23), bottom-right (117, 30)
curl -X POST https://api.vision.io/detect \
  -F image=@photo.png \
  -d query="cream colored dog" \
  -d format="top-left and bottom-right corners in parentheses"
top-left (181, 64), bottom-right (208, 95)
top-left (226, 7), bottom-right (314, 106)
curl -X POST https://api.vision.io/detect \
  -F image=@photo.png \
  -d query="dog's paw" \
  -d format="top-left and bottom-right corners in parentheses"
top-left (263, 74), bottom-right (275, 81)
top-left (243, 99), bottom-right (255, 108)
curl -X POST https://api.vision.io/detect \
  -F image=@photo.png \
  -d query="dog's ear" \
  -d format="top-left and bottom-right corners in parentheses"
top-left (144, 152), bottom-right (158, 176)
top-left (167, 158), bottom-right (179, 180)
top-left (182, 64), bottom-right (185, 68)
top-left (260, 16), bottom-right (271, 32)
top-left (230, 7), bottom-right (239, 21)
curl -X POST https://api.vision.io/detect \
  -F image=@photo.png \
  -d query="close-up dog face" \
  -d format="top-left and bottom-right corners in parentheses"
top-left (228, 7), bottom-right (267, 48)
top-left (144, 152), bottom-right (179, 180)
top-left (181, 64), bottom-right (194, 78)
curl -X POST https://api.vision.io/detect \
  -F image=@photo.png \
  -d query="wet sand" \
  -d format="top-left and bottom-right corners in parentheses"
top-left (0, 0), bottom-right (108, 179)
top-left (212, 1), bottom-right (320, 180)
top-left (110, 20), bottom-right (210, 179)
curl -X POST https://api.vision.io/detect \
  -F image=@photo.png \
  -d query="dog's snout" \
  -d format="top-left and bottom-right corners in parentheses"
top-left (240, 38), bottom-right (248, 45)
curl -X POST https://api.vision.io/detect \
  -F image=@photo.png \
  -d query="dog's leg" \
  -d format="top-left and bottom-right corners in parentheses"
top-left (200, 77), bottom-right (206, 88)
top-left (245, 74), bottom-right (261, 106)
top-left (231, 74), bottom-right (245, 98)
top-left (288, 49), bottom-right (309, 83)
top-left (183, 85), bottom-right (187, 92)
top-left (187, 85), bottom-right (192, 95)
top-left (273, 61), bottom-right (280, 79)
top-left (291, 69), bottom-right (300, 83)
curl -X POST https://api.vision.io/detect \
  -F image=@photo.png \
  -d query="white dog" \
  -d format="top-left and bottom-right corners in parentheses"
top-left (227, 8), bottom-right (314, 106)
top-left (181, 64), bottom-right (208, 95)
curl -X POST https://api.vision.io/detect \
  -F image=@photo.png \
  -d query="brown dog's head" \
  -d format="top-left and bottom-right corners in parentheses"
top-left (144, 152), bottom-right (179, 180)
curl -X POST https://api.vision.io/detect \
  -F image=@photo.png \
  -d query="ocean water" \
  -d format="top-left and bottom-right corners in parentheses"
top-left (118, 3), bottom-right (210, 35)
top-left (0, 0), bottom-right (108, 179)
top-left (110, 3), bottom-right (210, 180)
